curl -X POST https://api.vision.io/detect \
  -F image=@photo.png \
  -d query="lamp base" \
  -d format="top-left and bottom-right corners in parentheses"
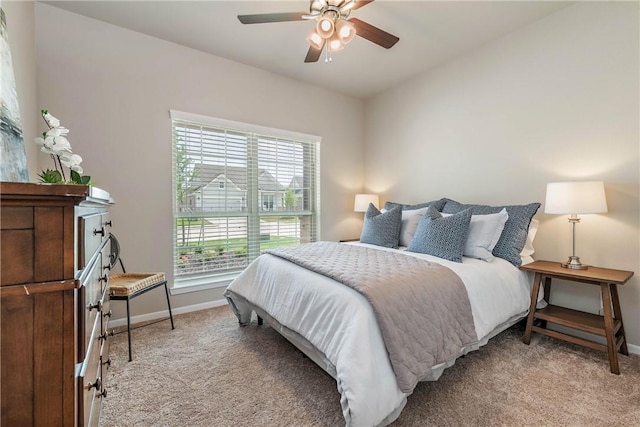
top-left (562, 256), bottom-right (589, 270)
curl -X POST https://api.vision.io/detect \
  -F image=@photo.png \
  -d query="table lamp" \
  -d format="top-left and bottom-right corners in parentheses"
top-left (354, 194), bottom-right (379, 213)
top-left (544, 181), bottom-right (607, 270)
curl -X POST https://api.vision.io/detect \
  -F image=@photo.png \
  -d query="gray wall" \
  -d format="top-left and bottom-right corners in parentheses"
top-left (33, 3), bottom-right (365, 320)
top-left (364, 2), bottom-right (639, 347)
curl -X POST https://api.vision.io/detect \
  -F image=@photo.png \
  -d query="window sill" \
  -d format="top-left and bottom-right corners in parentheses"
top-left (170, 272), bottom-right (239, 295)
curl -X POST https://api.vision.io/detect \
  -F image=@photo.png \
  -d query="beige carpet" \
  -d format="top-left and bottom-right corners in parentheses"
top-left (101, 306), bottom-right (640, 427)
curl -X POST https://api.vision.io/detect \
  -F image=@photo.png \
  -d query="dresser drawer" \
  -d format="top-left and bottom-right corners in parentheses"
top-left (78, 213), bottom-right (110, 270)
top-left (79, 252), bottom-right (108, 361)
top-left (100, 284), bottom-right (112, 377)
top-left (78, 316), bottom-right (102, 427)
top-left (100, 244), bottom-right (112, 293)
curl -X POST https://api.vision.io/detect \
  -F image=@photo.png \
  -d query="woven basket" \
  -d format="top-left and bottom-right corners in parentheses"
top-left (109, 273), bottom-right (166, 297)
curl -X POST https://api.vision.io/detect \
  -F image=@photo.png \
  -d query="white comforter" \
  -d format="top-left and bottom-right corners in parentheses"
top-left (225, 242), bottom-right (536, 427)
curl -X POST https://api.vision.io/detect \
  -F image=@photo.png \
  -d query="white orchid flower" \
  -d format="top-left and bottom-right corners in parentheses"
top-left (51, 136), bottom-right (72, 154)
top-left (46, 127), bottom-right (69, 138)
top-left (35, 110), bottom-right (90, 183)
top-left (43, 112), bottom-right (60, 128)
top-left (36, 136), bottom-right (57, 154)
top-left (60, 153), bottom-right (83, 173)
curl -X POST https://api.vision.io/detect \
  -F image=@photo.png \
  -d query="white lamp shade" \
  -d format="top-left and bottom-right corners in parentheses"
top-left (307, 31), bottom-right (324, 50)
top-left (544, 181), bottom-right (608, 214)
top-left (335, 19), bottom-right (355, 44)
top-left (316, 16), bottom-right (335, 39)
top-left (354, 194), bottom-right (379, 212)
top-left (328, 34), bottom-right (344, 52)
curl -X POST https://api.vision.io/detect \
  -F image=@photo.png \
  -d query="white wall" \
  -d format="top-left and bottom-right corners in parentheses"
top-left (35, 3), bottom-right (365, 317)
top-left (365, 2), bottom-right (640, 346)
top-left (3, 0), bottom-right (38, 182)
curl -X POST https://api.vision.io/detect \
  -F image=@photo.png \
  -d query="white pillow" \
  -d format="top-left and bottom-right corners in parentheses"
top-left (442, 208), bottom-right (509, 261)
top-left (465, 209), bottom-right (509, 261)
top-left (399, 207), bottom-right (429, 246)
top-left (520, 219), bottom-right (539, 259)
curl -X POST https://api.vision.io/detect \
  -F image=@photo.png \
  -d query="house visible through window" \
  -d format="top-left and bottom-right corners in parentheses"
top-left (171, 110), bottom-right (321, 284)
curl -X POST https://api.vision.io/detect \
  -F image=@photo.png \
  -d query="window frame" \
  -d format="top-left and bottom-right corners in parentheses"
top-left (170, 110), bottom-right (321, 291)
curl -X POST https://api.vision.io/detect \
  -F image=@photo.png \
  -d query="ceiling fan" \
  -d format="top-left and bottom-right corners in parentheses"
top-left (238, 0), bottom-right (399, 63)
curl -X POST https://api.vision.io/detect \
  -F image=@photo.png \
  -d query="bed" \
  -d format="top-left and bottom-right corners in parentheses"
top-left (224, 198), bottom-right (541, 426)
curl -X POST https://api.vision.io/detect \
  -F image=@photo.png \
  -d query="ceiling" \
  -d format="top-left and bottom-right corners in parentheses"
top-left (42, 1), bottom-right (574, 99)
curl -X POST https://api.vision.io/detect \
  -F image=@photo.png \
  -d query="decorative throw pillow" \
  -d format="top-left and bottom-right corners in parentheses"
top-left (383, 198), bottom-right (447, 213)
top-left (407, 207), bottom-right (472, 262)
top-left (442, 199), bottom-right (540, 267)
top-left (359, 204), bottom-right (402, 248)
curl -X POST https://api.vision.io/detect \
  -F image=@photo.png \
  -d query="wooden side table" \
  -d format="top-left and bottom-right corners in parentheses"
top-left (521, 260), bottom-right (634, 374)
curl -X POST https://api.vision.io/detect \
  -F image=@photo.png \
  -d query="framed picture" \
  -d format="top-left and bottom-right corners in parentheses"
top-left (1, 7), bottom-right (29, 182)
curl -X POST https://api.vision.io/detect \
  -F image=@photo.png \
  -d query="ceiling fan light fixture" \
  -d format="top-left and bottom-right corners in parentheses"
top-left (316, 15), bottom-right (335, 38)
top-left (335, 19), bottom-right (355, 44)
top-left (307, 31), bottom-right (324, 50)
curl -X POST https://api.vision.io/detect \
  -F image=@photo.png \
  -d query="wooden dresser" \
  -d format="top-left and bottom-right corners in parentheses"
top-left (1, 182), bottom-right (114, 426)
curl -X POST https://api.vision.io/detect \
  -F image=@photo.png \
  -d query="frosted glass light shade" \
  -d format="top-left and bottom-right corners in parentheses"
top-left (329, 35), bottom-right (344, 51)
top-left (354, 194), bottom-right (379, 212)
top-left (307, 31), bottom-right (324, 50)
top-left (335, 20), bottom-right (355, 44)
top-left (316, 16), bottom-right (335, 39)
top-left (544, 181), bottom-right (608, 214)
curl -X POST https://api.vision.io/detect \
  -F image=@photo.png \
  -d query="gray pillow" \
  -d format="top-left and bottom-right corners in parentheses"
top-left (359, 204), bottom-right (402, 248)
top-left (383, 198), bottom-right (447, 212)
top-left (407, 207), bottom-right (472, 262)
top-left (441, 199), bottom-right (540, 267)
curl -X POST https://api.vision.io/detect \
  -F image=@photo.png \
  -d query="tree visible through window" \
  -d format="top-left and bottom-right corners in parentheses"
top-left (171, 111), bottom-right (321, 281)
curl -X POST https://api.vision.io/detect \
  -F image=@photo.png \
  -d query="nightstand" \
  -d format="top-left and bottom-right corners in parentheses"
top-left (521, 260), bottom-right (634, 374)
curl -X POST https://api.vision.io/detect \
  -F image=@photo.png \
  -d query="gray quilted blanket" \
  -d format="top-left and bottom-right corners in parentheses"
top-left (266, 241), bottom-right (478, 393)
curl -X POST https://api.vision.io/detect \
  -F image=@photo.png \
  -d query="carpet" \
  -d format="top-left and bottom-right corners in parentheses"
top-left (100, 306), bottom-right (640, 426)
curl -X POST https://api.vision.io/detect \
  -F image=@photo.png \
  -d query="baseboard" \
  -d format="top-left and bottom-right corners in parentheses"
top-left (628, 343), bottom-right (640, 355)
top-left (109, 298), bottom-right (228, 328)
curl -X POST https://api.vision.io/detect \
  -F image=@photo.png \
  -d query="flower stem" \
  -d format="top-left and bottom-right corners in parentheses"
top-left (56, 155), bottom-right (67, 182)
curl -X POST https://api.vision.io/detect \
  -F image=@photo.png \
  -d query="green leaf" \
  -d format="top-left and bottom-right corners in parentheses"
top-left (80, 175), bottom-right (91, 185)
top-left (38, 169), bottom-right (63, 183)
top-left (70, 170), bottom-right (83, 184)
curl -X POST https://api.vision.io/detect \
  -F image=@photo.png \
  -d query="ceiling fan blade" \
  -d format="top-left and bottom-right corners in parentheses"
top-left (349, 17), bottom-right (399, 49)
top-left (352, 0), bottom-right (374, 11)
top-left (304, 42), bottom-right (325, 63)
top-left (238, 12), bottom-right (307, 24)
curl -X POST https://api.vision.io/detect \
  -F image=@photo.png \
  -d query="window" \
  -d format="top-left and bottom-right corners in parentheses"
top-left (171, 110), bottom-right (321, 284)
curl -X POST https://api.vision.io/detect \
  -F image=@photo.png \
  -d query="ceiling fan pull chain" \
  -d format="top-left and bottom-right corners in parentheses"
top-left (325, 42), bottom-right (332, 63)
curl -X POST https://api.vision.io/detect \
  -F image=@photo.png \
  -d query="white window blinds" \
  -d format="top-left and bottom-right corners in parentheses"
top-left (171, 110), bottom-right (320, 279)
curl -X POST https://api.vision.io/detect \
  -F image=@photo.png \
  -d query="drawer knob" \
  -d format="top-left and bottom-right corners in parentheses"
top-left (103, 309), bottom-right (112, 318)
top-left (99, 330), bottom-right (114, 342)
top-left (99, 274), bottom-right (108, 283)
top-left (93, 227), bottom-right (105, 237)
top-left (87, 378), bottom-right (102, 391)
top-left (104, 220), bottom-right (113, 227)
top-left (99, 388), bottom-right (108, 398)
top-left (88, 300), bottom-right (103, 312)
top-left (103, 264), bottom-right (111, 271)
top-left (102, 357), bottom-right (111, 368)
